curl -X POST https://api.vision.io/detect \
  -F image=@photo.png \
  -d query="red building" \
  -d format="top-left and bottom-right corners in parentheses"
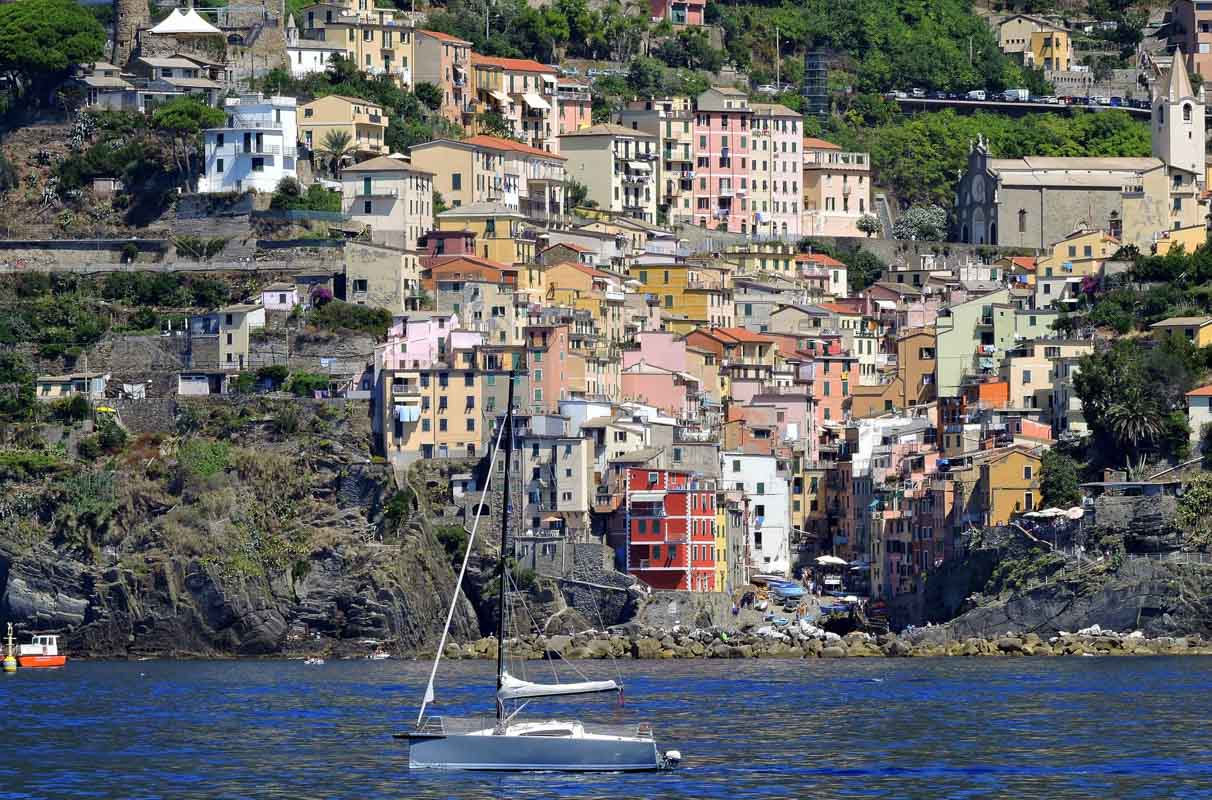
top-left (624, 467), bottom-right (717, 592)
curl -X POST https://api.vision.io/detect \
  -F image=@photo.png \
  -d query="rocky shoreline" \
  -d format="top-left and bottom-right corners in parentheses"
top-left (434, 624), bottom-right (1212, 660)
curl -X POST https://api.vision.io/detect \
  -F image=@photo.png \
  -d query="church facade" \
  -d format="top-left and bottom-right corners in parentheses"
top-left (953, 53), bottom-right (1206, 252)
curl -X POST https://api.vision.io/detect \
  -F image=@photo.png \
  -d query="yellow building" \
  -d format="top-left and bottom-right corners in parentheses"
top-left (721, 242), bottom-right (797, 276)
top-left (631, 261), bottom-right (734, 329)
top-left (714, 500), bottom-right (729, 592)
top-left (1035, 229), bottom-right (1118, 278)
top-left (998, 14), bottom-right (1072, 71)
top-left (378, 347), bottom-right (486, 463)
top-left (297, 0), bottom-right (412, 85)
top-left (1151, 316), bottom-right (1212, 347)
top-left (543, 261), bottom-right (627, 347)
top-left (1154, 223), bottom-right (1208, 256)
top-left (298, 95), bottom-right (388, 156)
top-left (1028, 29), bottom-right (1072, 71)
top-left (435, 202), bottom-right (534, 265)
top-left (980, 446), bottom-right (1043, 525)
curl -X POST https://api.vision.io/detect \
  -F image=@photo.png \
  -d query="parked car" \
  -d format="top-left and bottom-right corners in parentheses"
top-left (1001, 88), bottom-right (1029, 102)
top-left (911, 87), bottom-right (926, 98)
top-left (1092, 95), bottom-right (1111, 106)
top-left (756, 84), bottom-right (778, 95)
top-left (930, 90), bottom-right (948, 100)
top-left (1110, 96), bottom-right (1123, 107)
top-left (966, 89), bottom-right (987, 101)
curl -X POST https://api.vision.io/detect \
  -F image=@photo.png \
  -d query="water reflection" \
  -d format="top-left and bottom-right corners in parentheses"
top-left (1, 657), bottom-right (1211, 798)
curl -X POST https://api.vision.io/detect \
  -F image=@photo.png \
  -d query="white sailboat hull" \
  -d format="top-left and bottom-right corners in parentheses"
top-left (404, 721), bottom-right (667, 772)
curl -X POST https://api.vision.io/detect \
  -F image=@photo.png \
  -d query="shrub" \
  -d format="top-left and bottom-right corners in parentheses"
top-left (126, 307), bottom-right (159, 331)
top-left (308, 299), bottom-right (390, 338)
top-left (51, 394), bottom-right (91, 423)
top-left (97, 419), bottom-right (127, 454)
top-left (271, 404), bottom-right (301, 435)
top-left (76, 436), bottom-right (101, 461)
top-left (0, 450), bottom-right (61, 479)
top-left (257, 365), bottom-right (289, 389)
top-left (288, 372), bottom-right (329, 397)
top-left (178, 439), bottom-right (231, 478)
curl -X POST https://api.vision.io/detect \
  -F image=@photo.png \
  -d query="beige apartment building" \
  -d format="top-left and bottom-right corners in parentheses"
top-left (470, 55), bottom-right (561, 153)
top-left (298, 95), bottom-right (388, 157)
top-left (342, 156), bottom-right (434, 250)
top-left (344, 240), bottom-right (424, 315)
top-left (618, 96), bottom-right (696, 226)
top-left (801, 138), bottom-right (872, 237)
top-left (998, 14), bottom-right (1072, 71)
top-left (410, 134), bottom-right (567, 222)
top-left (378, 350), bottom-right (486, 465)
top-left (297, 0), bottom-right (413, 86)
top-left (559, 123), bottom-right (658, 224)
top-left (413, 29), bottom-right (472, 124)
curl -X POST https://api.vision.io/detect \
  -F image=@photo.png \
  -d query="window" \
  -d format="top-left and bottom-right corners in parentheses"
top-left (756, 482), bottom-right (764, 494)
top-left (466, 418), bottom-right (475, 431)
top-left (673, 447), bottom-right (682, 462)
top-left (451, 173), bottom-right (462, 190)
top-left (216, 158), bottom-right (224, 174)
top-left (363, 200), bottom-right (372, 214)
top-left (1023, 465), bottom-right (1033, 480)
top-left (732, 459), bottom-right (741, 472)
top-left (1023, 370), bottom-right (1032, 384)
top-left (1018, 209), bottom-right (1026, 233)
top-left (1023, 491), bottom-right (1034, 511)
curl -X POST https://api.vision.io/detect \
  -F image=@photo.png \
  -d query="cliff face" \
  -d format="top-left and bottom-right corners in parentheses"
top-left (0, 398), bottom-right (477, 657)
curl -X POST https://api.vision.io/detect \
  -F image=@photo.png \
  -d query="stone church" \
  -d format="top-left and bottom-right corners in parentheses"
top-left (953, 52), bottom-right (1206, 252)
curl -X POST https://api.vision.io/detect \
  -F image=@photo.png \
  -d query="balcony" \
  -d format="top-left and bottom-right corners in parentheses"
top-left (390, 381), bottom-right (421, 396)
top-left (803, 150), bottom-right (869, 169)
top-left (217, 144), bottom-right (297, 157)
top-left (354, 186), bottom-right (398, 198)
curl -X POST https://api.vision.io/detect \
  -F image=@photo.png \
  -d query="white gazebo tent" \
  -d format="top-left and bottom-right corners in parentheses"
top-left (150, 8), bottom-right (223, 36)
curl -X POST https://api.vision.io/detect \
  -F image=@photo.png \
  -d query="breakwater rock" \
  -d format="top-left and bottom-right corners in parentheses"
top-left (437, 623), bottom-right (1212, 660)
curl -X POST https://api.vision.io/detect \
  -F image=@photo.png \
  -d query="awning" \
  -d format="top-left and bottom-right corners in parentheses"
top-left (522, 92), bottom-right (551, 111)
top-left (815, 555), bottom-right (847, 565)
top-left (627, 160), bottom-right (652, 171)
top-left (629, 490), bottom-right (666, 503)
top-left (541, 73), bottom-right (556, 83)
top-left (488, 89), bottom-right (511, 105)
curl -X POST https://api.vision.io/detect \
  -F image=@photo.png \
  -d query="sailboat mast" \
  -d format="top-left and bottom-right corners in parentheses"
top-left (495, 370), bottom-right (516, 722)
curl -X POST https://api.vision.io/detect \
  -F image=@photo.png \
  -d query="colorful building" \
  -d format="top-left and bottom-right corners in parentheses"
top-left (623, 467), bottom-right (719, 591)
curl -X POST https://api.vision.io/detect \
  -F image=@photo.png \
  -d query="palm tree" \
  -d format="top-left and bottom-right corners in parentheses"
top-left (317, 129), bottom-right (356, 178)
top-left (1105, 384), bottom-right (1162, 450)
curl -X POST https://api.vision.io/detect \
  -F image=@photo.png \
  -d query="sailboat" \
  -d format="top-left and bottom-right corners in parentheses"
top-left (399, 373), bottom-right (681, 772)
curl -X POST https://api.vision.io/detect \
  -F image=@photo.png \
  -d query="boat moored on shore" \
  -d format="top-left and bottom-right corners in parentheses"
top-left (17, 634), bottom-right (67, 669)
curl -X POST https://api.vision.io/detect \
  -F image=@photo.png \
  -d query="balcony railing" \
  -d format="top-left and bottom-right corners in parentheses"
top-left (215, 144), bottom-right (296, 157)
top-left (354, 187), bottom-right (398, 198)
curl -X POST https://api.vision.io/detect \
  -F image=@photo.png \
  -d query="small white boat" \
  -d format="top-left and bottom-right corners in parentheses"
top-left (304, 657), bottom-right (325, 665)
top-left (367, 651), bottom-right (390, 661)
top-left (401, 378), bottom-right (679, 772)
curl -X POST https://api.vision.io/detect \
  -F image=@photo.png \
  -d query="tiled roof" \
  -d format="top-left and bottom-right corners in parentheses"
top-left (1152, 316), bottom-right (1212, 327)
top-left (471, 53), bottom-right (557, 73)
top-left (1187, 384), bottom-right (1212, 397)
top-left (711, 327), bottom-right (774, 344)
top-left (461, 134), bottom-right (566, 161)
top-left (343, 156), bottom-right (432, 174)
top-left (418, 29), bottom-right (471, 45)
top-left (796, 252), bottom-right (845, 267)
top-left (559, 123), bottom-right (655, 138)
top-left (802, 137), bottom-right (841, 150)
top-left (543, 242), bottom-right (592, 253)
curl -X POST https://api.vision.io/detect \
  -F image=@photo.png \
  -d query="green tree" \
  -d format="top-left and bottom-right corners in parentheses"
top-left (0, 351), bottom-right (35, 420)
top-left (414, 81), bottom-right (444, 111)
top-left (0, 0), bottom-right (105, 104)
top-left (1177, 473), bottom-right (1212, 550)
top-left (1039, 450), bottom-right (1081, 508)
top-left (475, 110), bottom-right (514, 139)
top-left (626, 56), bottom-right (664, 98)
top-left (1104, 383), bottom-right (1161, 451)
top-left (892, 204), bottom-right (947, 241)
top-left (564, 179), bottom-right (590, 209)
top-left (151, 96), bottom-right (226, 177)
top-left (856, 213), bottom-right (881, 238)
top-left (317, 129), bottom-right (356, 177)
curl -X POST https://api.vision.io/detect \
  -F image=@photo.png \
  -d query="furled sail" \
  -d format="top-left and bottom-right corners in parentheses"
top-left (497, 671), bottom-right (620, 701)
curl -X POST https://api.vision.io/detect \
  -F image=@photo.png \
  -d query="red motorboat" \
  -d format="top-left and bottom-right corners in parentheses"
top-left (18, 635), bottom-right (66, 668)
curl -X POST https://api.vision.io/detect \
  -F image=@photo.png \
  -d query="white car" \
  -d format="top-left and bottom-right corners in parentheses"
top-left (756, 84), bottom-right (778, 95)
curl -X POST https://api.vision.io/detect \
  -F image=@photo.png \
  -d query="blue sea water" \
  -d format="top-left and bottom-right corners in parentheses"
top-left (1, 657), bottom-right (1211, 799)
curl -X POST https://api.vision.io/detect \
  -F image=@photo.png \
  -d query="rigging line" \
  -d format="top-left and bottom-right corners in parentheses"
top-left (416, 408), bottom-right (510, 727)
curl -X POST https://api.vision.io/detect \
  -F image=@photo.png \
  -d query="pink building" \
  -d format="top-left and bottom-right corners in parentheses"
top-left (800, 353), bottom-right (858, 425)
top-left (375, 313), bottom-right (460, 372)
top-left (649, 0), bottom-right (705, 26)
top-left (747, 392), bottom-right (814, 444)
top-left (692, 87), bottom-right (752, 234)
top-left (621, 366), bottom-right (692, 418)
top-left (526, 324), bottom-right (569, 413)
top-left (622, 330), bottom-right (687, 372)
top-left (557, 81), bottom-right (592, 135)
top-left (750, 103), bottom-right (801, 239)
top-left (414, 30), bottom-right (472, 125)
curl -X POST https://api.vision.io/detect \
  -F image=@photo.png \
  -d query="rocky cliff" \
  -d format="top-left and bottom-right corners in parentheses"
top-left (0, 398), bottom-right (477, 657)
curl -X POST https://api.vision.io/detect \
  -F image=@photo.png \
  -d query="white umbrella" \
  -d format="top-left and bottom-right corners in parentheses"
top-left (843, 595), bottom-right (859, 603)
top-left (1065, 507), bottom-right (1085, 520)
top-left (815, 555), bottom-right (847, 565)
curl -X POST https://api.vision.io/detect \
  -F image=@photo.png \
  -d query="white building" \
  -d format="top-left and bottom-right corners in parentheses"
top-left (721, 452), bottom-right (790, 577)
top-left (198, 95), bottom-right (298, 194)
top-left (284, 15), bottom-right (345, 77)
top-left (341, 156), bottom-right (435, 250)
